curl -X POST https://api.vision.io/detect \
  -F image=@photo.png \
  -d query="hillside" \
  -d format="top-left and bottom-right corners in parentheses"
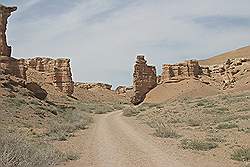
top-left (143, 46), bottom-right (250, 104)
top-left (144, 79), bottom-right (220, 104)
top-left (200, 45), bottom-right (250, 66)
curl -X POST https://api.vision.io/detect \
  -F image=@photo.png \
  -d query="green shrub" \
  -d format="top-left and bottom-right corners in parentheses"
top-left (231, 148), bottom-right (250, 162)
top-left (216, 123), bottom-right (238, 129)
top-left (187, 119), bottom-right (201, 127)
top-left (123, 107), bottom-right (139, 117)
top-left (181, 139), bottom-right (218, 151)
top-left (154, 122), bottom-right (180, 138)
top-left (112, 103), bottom-right (125, 110)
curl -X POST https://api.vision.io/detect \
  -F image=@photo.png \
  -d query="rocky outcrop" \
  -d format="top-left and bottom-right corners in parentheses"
top-left (24, 58), bottom-right (74, 95)
top-left (0, 4), bottom-right (17, 57)
top-left (0, 74), bottom-right (47, 100)
top-left (75, 82), bottom-right (112, 90)
top-left (0, 57), bottom-right (74, 96)
top-left (161, 60), bottom-right (206, 83)
top-left (115, 86), bottom-right (133, 94)
top-left (0, 4), bottom-right (74, 97)
top-left (131, 55), bottom-right (157, 105)
top-left (208, 58), bottom-right (250, 89)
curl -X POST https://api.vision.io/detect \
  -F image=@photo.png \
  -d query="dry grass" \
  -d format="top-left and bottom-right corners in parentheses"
top-left (154, 121), bottom-right (180, 138)
top-left (181, 139), bottom-right (218, 151)
top-left (136, 91), bottom-right (250, 164)
top-left (46, 109), bottom-right (92, 141)
top-left (76, 102), bottom-right (115, 114)
top-left (0, 132), bottom-right (64, 167)
top-left (123, 107), bottom-right (139, 117)
top-left (231, 148), bottom-right (250, 162)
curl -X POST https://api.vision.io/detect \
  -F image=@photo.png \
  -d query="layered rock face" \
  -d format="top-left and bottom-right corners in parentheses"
top-left (24, 58), bottom-right (74, 95)
top-left (0, 4), bottom-right (17, 57)
top-left (161, 60), bottom-right (206, 83)
top-left (131, 55), bottom-right (157, 105)
top-left (0, 57), bottom-right (74, 96)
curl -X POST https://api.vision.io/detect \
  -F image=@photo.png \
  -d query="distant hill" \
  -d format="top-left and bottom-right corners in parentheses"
top-left (200, 45), bottom-right (250, 66)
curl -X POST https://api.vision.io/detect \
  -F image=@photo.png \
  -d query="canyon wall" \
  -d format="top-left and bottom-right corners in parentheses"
top-left (24, 58), bottom-right (74, 95)
top-left (0, 57), bottom-right (74, 96)
top-left (131, 55), bottom-right (157, 105)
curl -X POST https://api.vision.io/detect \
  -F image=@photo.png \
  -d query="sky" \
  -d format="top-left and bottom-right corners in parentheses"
top-left (2, 0), bottom-right (250, 88)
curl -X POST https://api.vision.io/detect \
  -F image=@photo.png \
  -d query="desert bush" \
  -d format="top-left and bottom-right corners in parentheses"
top-left (154, 122), bottom-right (180, 138)
top-left (0, 133), bottom-right (64, 167)
top-left (231, 148), bottom-right (250, 162)
top-left (112, 103), bottom-right (125, 110)
top-left (47, 123), bottom-right (75, 141)
top-left (216, 123), bottom-right (238, 129)
top-left (94, 104), bottom-right (114, 114)
top-left (77, 102), bottom-right (114, 114)
top-left (4, 97), bottom-right (27, 109)
top-left (195, 99), bottom-right (217, 108)
top-left (181, 139), bottom-right (218, 151)
top-left (122, 107), bottom-right (139, 117)
top-left (206, 136), bottom-right (226, 143)
top-left (187, 119), bottom-right (201, 127)
top-left (47, 110), bottom-right (92, 141)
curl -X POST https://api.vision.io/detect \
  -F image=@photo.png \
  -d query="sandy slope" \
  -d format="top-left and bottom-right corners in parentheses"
top-left (57, 111), bottom-right (187, 167)
top-left (200, 45), bottom-right (250, 66)
top-left (144, 79), bottom-right (220, 104)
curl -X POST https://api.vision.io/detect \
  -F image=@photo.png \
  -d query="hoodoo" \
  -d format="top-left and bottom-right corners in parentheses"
top-left (0, 4), bottom-right (17, 57)
top-left (131, 55), bottom-right (157, 105)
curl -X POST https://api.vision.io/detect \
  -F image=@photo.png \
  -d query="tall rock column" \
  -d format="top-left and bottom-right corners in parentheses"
top-left (131, 55), bottom-right (157, 105)
top-left (0, 4), bottom-right (17, 57)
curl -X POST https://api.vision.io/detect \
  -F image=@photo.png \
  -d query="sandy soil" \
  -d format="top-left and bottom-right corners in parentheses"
top-left (57, 111), bottom-right (187, 167)
top-left (56, 110), bottom-right (243, 167)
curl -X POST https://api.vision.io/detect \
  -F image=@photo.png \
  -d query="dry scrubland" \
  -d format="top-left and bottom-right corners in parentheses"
top-left (0, 92), bottom-right (126, 167)
top-left (123, 91), bottom-right (250, 166)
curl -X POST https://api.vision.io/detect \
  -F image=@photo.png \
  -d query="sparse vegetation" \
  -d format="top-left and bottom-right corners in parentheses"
top-left (123, 107), bottom-right (139, 117)
top-left (181, 139), bottom-right (218, 151)
top-left (0, 132), bottom-right (65, 167)
top-left (231, 148), bottom-right (250, 162)
top-left (154, 122), bottom-right (180, 138)
top-left (47, 110), bottom-right (92, 141)
top-left (216, 122), bottom-right (238, 129)
top-left (76, 102), bottom-right (115, 114)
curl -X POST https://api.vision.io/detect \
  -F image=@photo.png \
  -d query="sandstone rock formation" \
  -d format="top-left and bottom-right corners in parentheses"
top-left (0, 57), bottom-right (74, 96)
top-left (208, 58), bottom-right (250, 89)
top-left (161, 60), bottom-right (206, 83)
top-left (0, 4), bottom-right (74, 97)
top-left (0, 4), bottom-right (17, 57)
top-left (131, 55), bottom-right (157, 105)
top-left (75, 82), bottom-right (112, 90)
top-left (0, 73), bottom-right (47, 100)
top-left (115, 86), bottom-right (133, 94)
top-left (24, 58), bottom-right (74, 95)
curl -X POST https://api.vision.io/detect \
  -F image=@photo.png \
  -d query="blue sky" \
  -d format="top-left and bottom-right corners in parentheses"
top-left (2, 0), bottom-right (250, 87)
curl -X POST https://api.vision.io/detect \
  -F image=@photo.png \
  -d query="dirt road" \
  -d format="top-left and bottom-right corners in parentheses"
top-left (58, 111), bottom-right (187, 167)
